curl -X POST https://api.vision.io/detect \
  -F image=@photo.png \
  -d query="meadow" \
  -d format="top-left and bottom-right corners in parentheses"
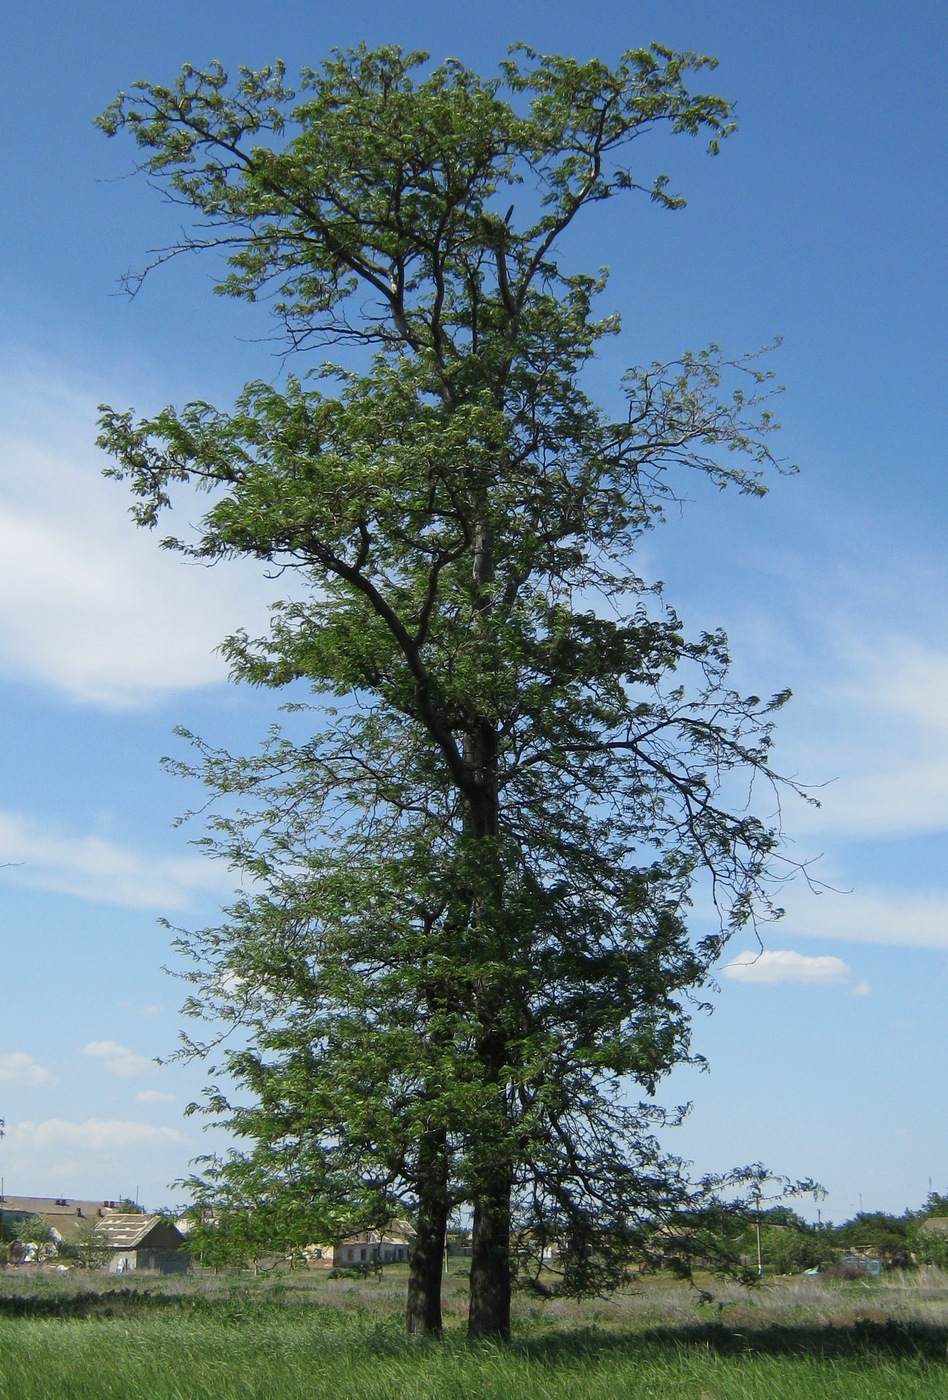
top-left (1, 1265), bottom-right (947, 1399)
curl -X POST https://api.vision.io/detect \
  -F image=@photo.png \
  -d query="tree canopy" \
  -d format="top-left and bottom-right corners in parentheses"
top-left (97, 42), bottom-right (802, 1340)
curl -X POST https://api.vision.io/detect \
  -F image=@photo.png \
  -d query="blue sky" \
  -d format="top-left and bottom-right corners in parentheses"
top-left (0, 0), bottom-right (945, 1220)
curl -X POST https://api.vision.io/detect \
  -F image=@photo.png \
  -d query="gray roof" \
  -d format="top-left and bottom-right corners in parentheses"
top-left (0, 1196), bottom-right (135, 1243)
top-left (93, 1215), bottom-right (186, 1251)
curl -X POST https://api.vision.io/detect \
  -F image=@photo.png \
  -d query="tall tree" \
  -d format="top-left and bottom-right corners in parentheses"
top-left (97, 43), bottom-right (799, 1340)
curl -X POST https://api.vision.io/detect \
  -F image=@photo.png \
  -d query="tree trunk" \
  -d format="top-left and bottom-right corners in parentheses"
top-left (406, 1129), bottom-right (448, 1338)
top-left (467, 1170), bottom-right (513, 1341)
top-left (466, 960), bottom-right (514, 1344)
top-left (406, 1212), bottom-right (446, 1337)
top-left (464, 513), bottom-right (514, 1342)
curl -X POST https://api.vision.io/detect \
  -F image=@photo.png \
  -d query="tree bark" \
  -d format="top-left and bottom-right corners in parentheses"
top-left (406, 1128), bottom-right (448, 1337)
top-left (464, 510), bottom-right (516, 1343)
top-left (467, 1168), bottom-right (513, 1341)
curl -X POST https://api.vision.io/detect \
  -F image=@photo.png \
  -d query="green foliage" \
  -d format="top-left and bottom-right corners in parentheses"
top-left (911, 1225), bottom-right (948, 1269)
top-left (56, 1220), bottom-right (115, 1271)
top-left (97, 43), bottom-right (803, 1337)
top-left (757, 1224), bottom-right (834, 1277)
top-left (13, 1215), bottom-right (55, 1247)
top-left (922, 1191), bottom-right (948, 1218)
top-left (181, 1183), bottom-right (335, 1272)
top-left (830, 1212), bottom-right (912, 1261)
top-left (11, 1215), bottom-right (58, 1262)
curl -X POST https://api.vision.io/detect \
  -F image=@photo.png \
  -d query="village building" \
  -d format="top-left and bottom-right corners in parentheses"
top-left (0, 1195), bottom-right (127, 1246)
top-left (0, 1196), bottom-right (190, 1274)
top-left (305, 1224), bottom-right (413, 1269)
top-left (95, 1214), bottom-right (191, 1274)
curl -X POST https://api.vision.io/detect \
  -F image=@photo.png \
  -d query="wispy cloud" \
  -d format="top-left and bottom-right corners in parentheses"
top-left (134, 1090), bottom-right (176, 1105)
top-left (0, 357), bottom-right (278, 708)
top-left (8, 1118), bottom-right (183, 1150)
top-left (781, 885), bottom-right (948, 950)
top-left (722, 949), bottom-right (852, 986)
top-left (682, 526), bottom-right (948, 847)
top-left (118, 1001), bottom-right (162, 1017)
top-left (83, 1041), bottom-right (156, 1078)
top-left (786, 637), bottom-right (948, 840)
top-left (0, 810), bottom-right (229, 909)
top-left (0, 1052), bottom-right (54, 1086)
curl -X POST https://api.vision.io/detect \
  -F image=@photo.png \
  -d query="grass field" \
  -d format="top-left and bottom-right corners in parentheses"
top-left (1, 1266), bottom-right (947, 1398)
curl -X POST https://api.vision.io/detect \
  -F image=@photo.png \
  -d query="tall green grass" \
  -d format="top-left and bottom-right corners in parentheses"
top-left (1, 1272), bottom-right (946, 1398)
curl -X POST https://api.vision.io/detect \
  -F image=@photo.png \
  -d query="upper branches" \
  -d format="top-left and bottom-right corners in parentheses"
top-left (96, 43), bottom-right (737, 374)
top-left (96, 38), bottom-right (803, 1028)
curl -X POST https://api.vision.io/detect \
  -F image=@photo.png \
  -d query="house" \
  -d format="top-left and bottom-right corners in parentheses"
top-left (305, 1224), bottom-right (414, 1269)
top-left (95, 1214), bottom-right (191, 1274)
top-left (0, 1195), bottom-right (129, 1246)
top-left (0, 1196), bottom-right (190, 1274)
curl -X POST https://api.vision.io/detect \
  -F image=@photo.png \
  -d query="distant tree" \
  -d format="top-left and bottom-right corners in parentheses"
top-left (831, 1211), bottom-right (913, 1266)
top-left (59, 1219), bottom-right (115, 1271)
top-left (753, 1217), bottom-right (833, 1276)
top-left (645, 1174), bottom-right (823, 1282)
top-left (910, 1223), bottom-right (948, 1269)
top-left (904, 1191), bottom-right (948, 1268)
top-left (758, 1205), bottom-right (808, 1229)
top-left (921, 1191), bottom-right (948, 1218)
top-left (13, 1214), bottom-right (57, 1263)
top-left (98, 42), bottom-right (804, 1341)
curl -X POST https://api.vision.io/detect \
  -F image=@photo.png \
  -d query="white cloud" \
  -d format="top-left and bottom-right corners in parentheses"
top-left (0, 1051), bottom-right (54, 1086)
top-left (745, 619), bottom-right (948, 843)
top-left (798, 639), bottom-right (948, 838)
top-left (849, 979), bottom-right (871, 997)
top-left (722, 949), bottom-right (852, 986)
top-left (216, 969), bottom-right (246, 998)
top-left (8, 1118), bottom-right (183, 1150)
top-left (0, 810), bottom-right (230, 909)
top-left (83, 1040), bottom-right (156, 1078)
top-left (689, 532), bottom-right (948, 845)
top-left (0, 356), bottom-right (279, 708)
top-left (135, 1090), bottom-right (175, 1105)
top-left (781, 886), bottom-right (948, 951)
